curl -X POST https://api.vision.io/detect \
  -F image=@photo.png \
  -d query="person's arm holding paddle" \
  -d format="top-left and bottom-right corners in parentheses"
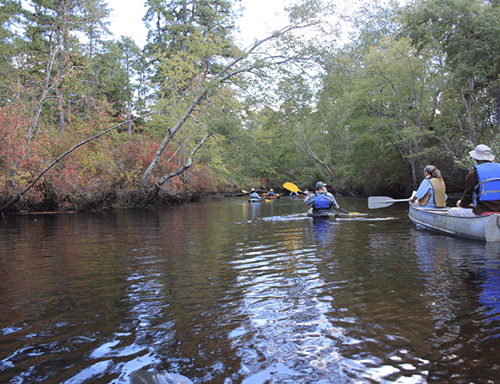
top-left (304, 191), bottom-right (315, 206)
top-left (284, 181), bottom-right (360, 214)
top-left (325, 191), bottom-right (340, 210)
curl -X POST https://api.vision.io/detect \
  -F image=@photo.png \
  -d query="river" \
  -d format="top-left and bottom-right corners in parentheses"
top-left (0, 196), bottom-right (499, 383)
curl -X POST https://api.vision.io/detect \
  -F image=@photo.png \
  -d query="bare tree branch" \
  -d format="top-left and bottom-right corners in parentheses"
top-left (140, 132), bottom-right (213, 208)
top-left (0, 112), bottom-right (157, 212)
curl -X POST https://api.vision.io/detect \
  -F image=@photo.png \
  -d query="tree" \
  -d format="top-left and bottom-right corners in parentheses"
top-left (143, 0), bottom-right (240, 94)
top-left (117, 37), bottom-right (148, 134)
top-left (0, 0), bottom-right (116, 211)
top-left (95, 39), bottom-right (137, 124)
top-left (402, 0), bottom-right (500, 145)
top-left (0, 0), bottom-right (23, 97)
top-left (133, 0), bottom-right (331, 206)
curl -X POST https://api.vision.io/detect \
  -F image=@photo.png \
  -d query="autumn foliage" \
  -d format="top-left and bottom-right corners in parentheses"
top-left (0, 102), bottom-right (217, 213)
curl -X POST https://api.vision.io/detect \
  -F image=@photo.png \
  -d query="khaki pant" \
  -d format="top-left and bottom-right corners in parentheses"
top-left (448, 207), bottom-right (476, 217)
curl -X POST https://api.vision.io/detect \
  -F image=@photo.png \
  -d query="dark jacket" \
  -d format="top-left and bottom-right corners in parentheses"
top-left (459, 166), bottom-right (500, 214)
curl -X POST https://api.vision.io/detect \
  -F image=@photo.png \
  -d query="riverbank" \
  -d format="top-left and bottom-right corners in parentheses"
top-left (2, 189), bottom-right (203, 215)
top-left (4, 183), bottom-right (459, 215)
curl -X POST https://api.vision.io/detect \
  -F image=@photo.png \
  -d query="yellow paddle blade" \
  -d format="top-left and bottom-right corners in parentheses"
top-left (338, 207), bottom-right (362, 215)
top-left (282, 182), bottom-right (301, 193)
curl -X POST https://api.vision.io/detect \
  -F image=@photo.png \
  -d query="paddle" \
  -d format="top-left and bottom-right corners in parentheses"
top-left (368, 196), bottom-right (410, 209)
top-left (283, 182), bottom-right (361, 215)
top-left (337, 207), bottom-right (358, 215)
top-left (282, 182), bottom-right (304, 194)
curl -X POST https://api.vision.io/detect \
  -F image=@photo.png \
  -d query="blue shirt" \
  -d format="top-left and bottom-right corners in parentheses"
top-left (415, 178), bottom-right (446, 208)
top-left (249, 192), bottom-right (261, 199)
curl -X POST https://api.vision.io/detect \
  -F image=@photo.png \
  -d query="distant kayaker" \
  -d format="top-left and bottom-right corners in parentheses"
top-left (267, 189), bottom-right (276, 198)
top-left (249, 188), bottom-right (261, 200)
top-left (449, 144), bottom-right (500, 216)
top-left (304, 181), bottom-right (340, 211)
top-left (409, 165), bottom-right (447, 208)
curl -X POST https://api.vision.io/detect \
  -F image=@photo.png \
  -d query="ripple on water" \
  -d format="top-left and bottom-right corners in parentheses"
top-left (1, 200), bottom-right (500, 383)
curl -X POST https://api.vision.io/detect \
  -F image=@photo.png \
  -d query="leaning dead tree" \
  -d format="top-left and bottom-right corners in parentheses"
top-left (139, 132), bottom-right (213, 208)
top-left (0, 2), bottom-right (326, 214)
top-left (0, 114), bottom-right (155, 213)
top-left (133, 21), bottom-right (321, 207)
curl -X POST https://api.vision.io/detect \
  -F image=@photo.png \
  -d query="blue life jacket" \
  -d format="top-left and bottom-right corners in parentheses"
top-left (314, 194), bottom-right (330, 209)
top-left (473, 163), bottom-right (500, 206)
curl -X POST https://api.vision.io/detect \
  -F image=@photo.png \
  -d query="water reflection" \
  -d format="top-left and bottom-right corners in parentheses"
top-left (311, 217), bottom-right (337, 247)
top-left (409, 229), bottom-right (500, 381)
top-left (241, 200), bottom-right (261, 221)
top-left (0, 199), bottom-right (499, 383)
top-left (228, 215), bottom-right (347, 383)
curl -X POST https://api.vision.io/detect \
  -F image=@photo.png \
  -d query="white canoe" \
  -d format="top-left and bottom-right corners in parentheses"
top-left (408, 205), bottom-right (500, 242)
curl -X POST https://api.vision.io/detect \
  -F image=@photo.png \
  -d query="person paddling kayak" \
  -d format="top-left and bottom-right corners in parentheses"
top-left (249, 188), bottom-right (261, 201)
top-left (304, 181), bottom-right (340, 211)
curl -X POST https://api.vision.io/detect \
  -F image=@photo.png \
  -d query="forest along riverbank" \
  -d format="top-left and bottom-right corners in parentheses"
top-left (3, 187), bottom-right (367, 215)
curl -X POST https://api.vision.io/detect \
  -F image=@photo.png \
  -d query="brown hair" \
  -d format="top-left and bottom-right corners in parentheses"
top-left (424, 165), bottom-right (443, 180)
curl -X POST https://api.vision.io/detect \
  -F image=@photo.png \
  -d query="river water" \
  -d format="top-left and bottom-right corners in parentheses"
top-left (0, 196), bottom-right (499, 383)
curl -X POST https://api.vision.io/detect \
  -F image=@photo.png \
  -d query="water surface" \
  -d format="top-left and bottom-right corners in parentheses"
top-left (1, 197), bottom-right (499, 383)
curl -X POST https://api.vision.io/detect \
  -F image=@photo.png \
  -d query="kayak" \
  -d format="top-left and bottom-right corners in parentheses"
top-left (307, 208), bottom-right (338, 219)
top-left (408, 205), bottom-right (500, 242)
top-left (248, 197), bottom-right (261, 203)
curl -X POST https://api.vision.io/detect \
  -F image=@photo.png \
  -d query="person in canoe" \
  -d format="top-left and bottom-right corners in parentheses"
top-left (304, 181), bottom-right (340, 211)
top-left (449, 144), bottom-right (500, 217)
top-left (267, 189), bottom-right (276, 198)
top-left (409, 165), bottom-right (447, 208)
top-left (249, 188), bottom-right (261, 200)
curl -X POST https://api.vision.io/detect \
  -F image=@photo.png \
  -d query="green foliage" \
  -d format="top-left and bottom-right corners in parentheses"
top-left (144, 0), bottom-right (240, 88)
top-left (402, 0), bottom-right (500, 144)
top-left (402, 0), bottom-right (500, 84)
top-left (95, 41), bottom-right (133, 111)
top-left (7, 0), bottom-right (500, 211)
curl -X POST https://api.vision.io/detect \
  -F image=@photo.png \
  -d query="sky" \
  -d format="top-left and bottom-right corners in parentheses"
top-left (106, 0), bottom-right (289, 48)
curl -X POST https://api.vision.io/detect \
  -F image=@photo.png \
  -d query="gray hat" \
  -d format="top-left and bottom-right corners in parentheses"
top-left (470, 144), bottom-right (495, 161)
top-left (315, 181), bottom-right (326, 190)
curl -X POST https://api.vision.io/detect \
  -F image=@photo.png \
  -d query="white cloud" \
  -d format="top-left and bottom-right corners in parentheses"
top-left (106, 0), bottom-right (148, 47)
top-left (236, 0), bottom-right (288, 46)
